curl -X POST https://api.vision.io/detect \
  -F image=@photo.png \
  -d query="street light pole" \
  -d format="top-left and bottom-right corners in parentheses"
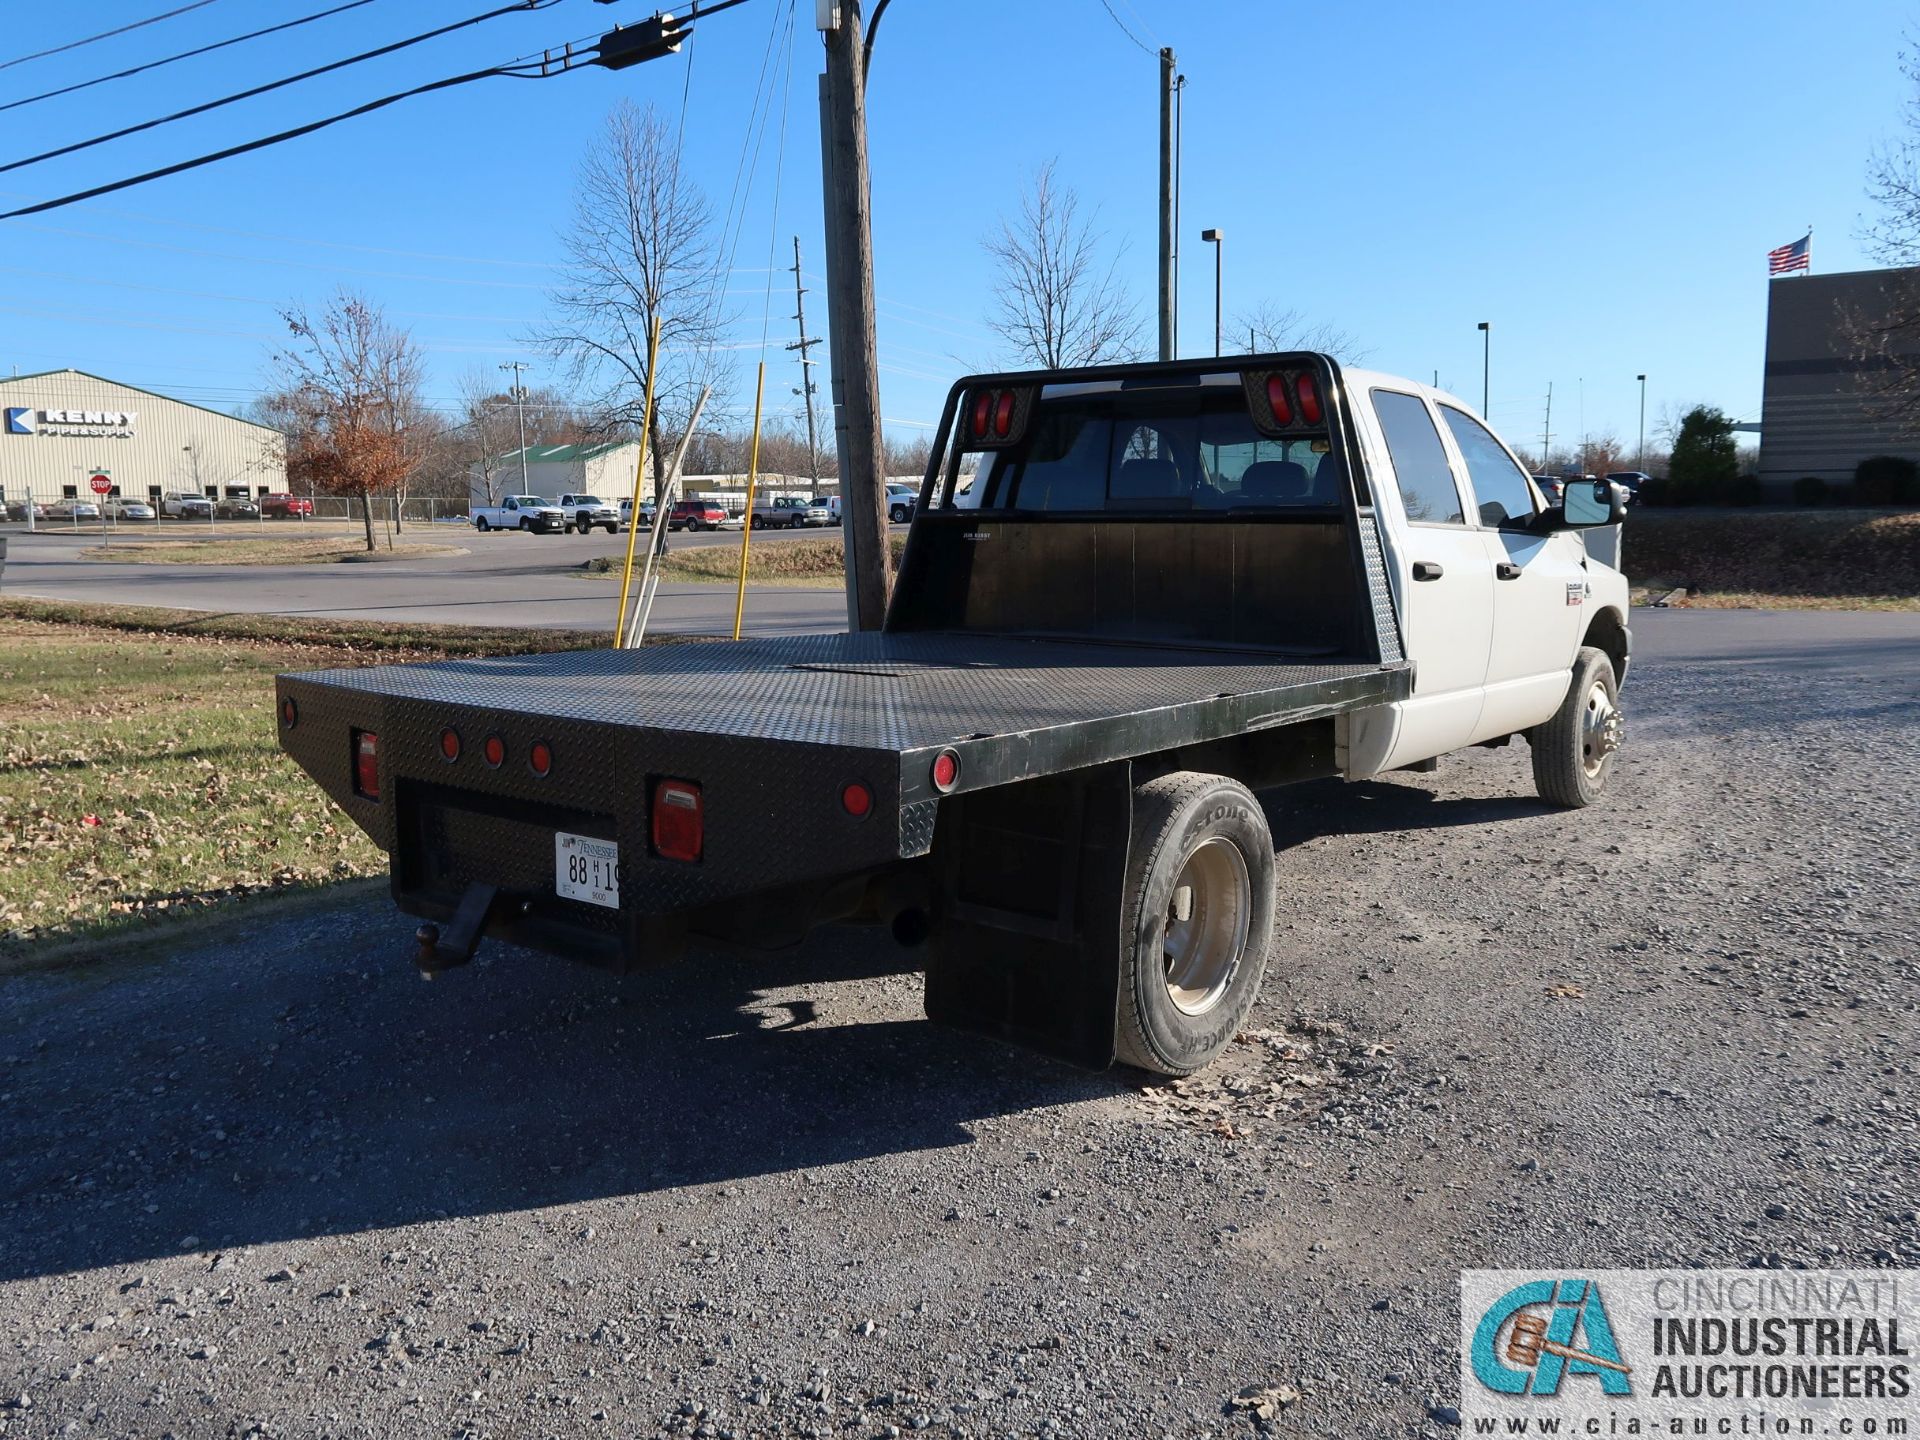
top-left (1636, 374), bottom-right (1647, 473)
top-left (500, 361), bottom-right (530, 496)
top-left (1477, 321), bottom-right (1490, 417)
top-left (1201, 228), bottom-right (1224, 357)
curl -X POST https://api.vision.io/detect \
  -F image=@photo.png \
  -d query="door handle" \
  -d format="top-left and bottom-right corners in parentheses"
top-left (1412, 561), bottom-right (1444, 581)
top-left (1496, 561), bottom-right (1522, 580)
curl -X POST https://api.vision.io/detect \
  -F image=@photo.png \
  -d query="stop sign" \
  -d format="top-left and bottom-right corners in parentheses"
top-left (89, 474), bottom-right (111, 495)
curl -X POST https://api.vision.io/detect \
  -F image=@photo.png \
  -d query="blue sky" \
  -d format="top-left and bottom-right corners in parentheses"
top-left (0, 0), bottom-right (1909, 453)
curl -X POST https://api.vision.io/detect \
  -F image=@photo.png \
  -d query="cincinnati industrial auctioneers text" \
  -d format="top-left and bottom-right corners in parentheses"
top-left (1461, 1270), bottom-right (1917, 1433)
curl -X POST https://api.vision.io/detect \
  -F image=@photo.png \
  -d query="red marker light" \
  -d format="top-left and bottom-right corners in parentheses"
top-left (841, 781), bottom-right (873, 818)
top-left (352, 730), bottom-right (380, 801)
top-left (1265, 374), bottom-right (1293, 427)
top-left (439, 728), bottom-right (461, 762)
top-left (930, 750), bottom-right (960, 793)
top-left (971, 391), bottom-right (993, 439)
top-left (993, 390), bottom-right (1015, 438)
top-left (1294, 372), bottom-right (1324, 426)
top-left (483, 734), bottom-right (506, 768)
top-left (279, 696), bottom-right (298, 729)
top-left (529, 740), bottom-right (553, 778)
top-left (652, 779), bottom-right (703, 862)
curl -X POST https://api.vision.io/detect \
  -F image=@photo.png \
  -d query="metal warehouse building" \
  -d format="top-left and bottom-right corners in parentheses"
top-left (0, 369), bottom-right (284, 514)
top-left (1758, 266), bottom-right (1920, 491)
top-left (469, 439), bottom-right (642, 508)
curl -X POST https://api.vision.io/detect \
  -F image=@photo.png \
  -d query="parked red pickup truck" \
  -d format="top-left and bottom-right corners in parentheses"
top-left (261, 493), bottom-right (313, 519)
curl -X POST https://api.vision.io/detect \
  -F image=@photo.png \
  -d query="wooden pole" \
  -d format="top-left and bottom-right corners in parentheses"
top-left (819, 1), bottom-right (890, 630)
top-left (731, 362), bottom-right (767, 641)
top-left (612, 316), bottom-right (663, 650)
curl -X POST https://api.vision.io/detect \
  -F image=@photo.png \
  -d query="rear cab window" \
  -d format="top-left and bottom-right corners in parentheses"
top-left (1369, 389), bottom-right (1466, 525)
top-left (938, 375), bottom-right (1347, 515)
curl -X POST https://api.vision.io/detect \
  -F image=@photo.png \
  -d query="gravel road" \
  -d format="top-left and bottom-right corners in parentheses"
top-left (2, 610), bottom-right (1915, 1439)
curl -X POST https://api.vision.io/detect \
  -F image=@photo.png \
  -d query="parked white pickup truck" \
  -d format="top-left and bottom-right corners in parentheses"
top-left (472, 495), bottom-right (566, 533)
top-left (280, 353), bottom-right (1630, 1077)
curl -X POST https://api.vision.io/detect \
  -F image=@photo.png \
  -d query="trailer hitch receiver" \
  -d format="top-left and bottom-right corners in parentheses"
top-left (414, 882), bottom-right (499, 978)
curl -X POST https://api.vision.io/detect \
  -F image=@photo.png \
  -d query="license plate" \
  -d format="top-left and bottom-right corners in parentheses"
top-left (554, 832), bottom-right (619, 909)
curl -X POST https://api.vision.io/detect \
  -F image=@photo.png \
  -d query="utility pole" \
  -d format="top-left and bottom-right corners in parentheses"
top-left (499, 360), bottom-right (530, 496)
top-left (786, 235), bottom-right (823, 492)
top-left (1636, 373), bottom-right (1647, 473)
top-left (819, 0), bottom-right (889, 630)
top-left (1201, 228), bottom-right (1224, 357)
top-left (1156, 47), bottom-right (1176, 361)
top-left (1542, 382), bottom-right (1553, 471)
top-left (1172, 71), bottom-right (1185, 357)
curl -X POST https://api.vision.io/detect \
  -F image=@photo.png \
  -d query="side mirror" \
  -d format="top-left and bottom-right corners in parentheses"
top-left (1559, 478), bottom-right (1625, 528)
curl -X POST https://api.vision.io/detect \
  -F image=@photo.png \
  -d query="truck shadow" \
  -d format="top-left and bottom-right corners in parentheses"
top-left (1265, 776), bottom-right (1552, 848)
top-left (0, 911), bottom-right (1114, 1284)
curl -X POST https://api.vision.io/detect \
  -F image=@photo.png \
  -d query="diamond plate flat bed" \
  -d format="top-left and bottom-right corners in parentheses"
top-left (277, 633), bottom-right (1408, 948)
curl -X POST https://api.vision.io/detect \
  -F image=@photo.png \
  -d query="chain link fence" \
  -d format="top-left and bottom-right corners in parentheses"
top-left (0, 482), bottom-right (473, 531)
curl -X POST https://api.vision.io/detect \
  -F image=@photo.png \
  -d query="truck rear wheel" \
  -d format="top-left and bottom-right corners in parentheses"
top-left (1530, 645), bottom-right (1621, 808)
top-left (1115, 771), bottom-right (1275, 1077)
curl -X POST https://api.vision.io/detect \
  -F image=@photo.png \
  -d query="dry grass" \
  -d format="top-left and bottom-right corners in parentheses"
top-left (581, 534), bottom-right (908, 586)
top-left (1625, 509), bottom-right (1920, 610)
top-left (0, 600), bottom-right (694, 963)
top-left (79, 537), bottom-right (464, 565)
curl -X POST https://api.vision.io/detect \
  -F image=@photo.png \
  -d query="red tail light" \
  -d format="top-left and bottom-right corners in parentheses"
top-left (652, 779), bottom-right (703, 862)
top-left (483, 734), bottom-right (505, 768)
top-left (841, 781), bottom-right (873, 818)
top-left (352, 730), bottom-right (379, 800)
top-left (970, 391), bottom-right (993, 439)
top-left (1294, 372), bottom-right (1324, 426)
top-left (930, 749), bottom-right (960, 793)
top-left (993, 390), bottom-right (1015, 438)
top-left (279, 696), bottom-right (298, 729)
top-left (528, 740), bottom-right (553, 778)
top-left (439, 728), bottom-right (461, 762)
top-left (1265, 375), bottom-right (1294, 427)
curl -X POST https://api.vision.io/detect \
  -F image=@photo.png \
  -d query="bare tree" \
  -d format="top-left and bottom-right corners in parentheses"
top-left (270, 291), bottom-right (436, 552)
top-left (536, 100), bottom-right (731, 508)
top-left (455, 370), bottom-right (532, 508)
top-left (983, 160), bottom-right (1143, 369)
top-left (1234, 299), bottom-right (1367, 363)
top-left (1848, 46), bottom-right (1920, 433)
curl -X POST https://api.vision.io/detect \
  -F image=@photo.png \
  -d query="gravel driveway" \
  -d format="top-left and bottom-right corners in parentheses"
top-left (2, 610), bottom-right (1915, 1440)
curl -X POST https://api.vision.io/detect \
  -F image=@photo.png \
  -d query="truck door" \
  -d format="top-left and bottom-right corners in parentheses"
top-left (1435, 405), bottom-right (1587, 739)
top-left (1365, 388), bottom-right (1493, 765)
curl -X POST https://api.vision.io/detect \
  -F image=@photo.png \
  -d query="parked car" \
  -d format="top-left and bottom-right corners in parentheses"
top-left (472, 495), bottom-right (566, 533)
top-left (161, 492), bottom-right (214, 520)
top-left (4, 499), bottom-right (48, 522)
top-left (750, 494), bottom-right (811, 529)
top-left (619, 498), bottom-right (656, 529)
top-left (1604, 471), bottom-right (1650, 505)
top-left (886, 484), bottom-right (918, 523)
top-left (216, 496), bottom-right (260, 519)
top-left (557, 493), bottom-right (620, 535)
top-left (47, 499), bottom-right (101, 521)
top-left (668, 499), bottom-right (729, 532)
top-left (260, 493), bottom-right (314, 519)
top-left (799, 499), bottom-right (836, 527)
top-left (103, 499), bottom-right (156, 520)
top-left (1532, 474), bottom-right (1563, 504)
top-left (717, 511), bottom-right (746, 531)
top-left (810, 495), bottom-right (842, 525)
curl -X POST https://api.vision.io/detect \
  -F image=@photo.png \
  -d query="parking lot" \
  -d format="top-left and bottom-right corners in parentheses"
top-left (2, 608), bottom-right (1914, 1439)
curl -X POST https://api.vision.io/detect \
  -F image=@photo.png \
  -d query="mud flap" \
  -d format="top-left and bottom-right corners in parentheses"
top-left (923, 761), bottom-right (1132, 1069)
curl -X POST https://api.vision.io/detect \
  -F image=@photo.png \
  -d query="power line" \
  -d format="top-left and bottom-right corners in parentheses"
top-left (0, 60), bottom-right (562, 221)
top-left (0, 0), bottom-right (386, 117)
top-left (0, 0), bottom-right (561, 180)
top-left (0, 0), bottom-right (225, 74)
top-left (1092, 0), bottom-right (1155, 55)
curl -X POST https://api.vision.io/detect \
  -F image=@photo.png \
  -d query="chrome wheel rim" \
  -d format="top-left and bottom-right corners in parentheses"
top-left (1162, 837), bottom-right (1252, 1016)
top-left (1580, 681), bottom-right (1621, 779)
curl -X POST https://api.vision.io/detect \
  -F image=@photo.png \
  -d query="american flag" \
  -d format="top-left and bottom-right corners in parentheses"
top-left (1768, 233), bottom-right (1811, 276)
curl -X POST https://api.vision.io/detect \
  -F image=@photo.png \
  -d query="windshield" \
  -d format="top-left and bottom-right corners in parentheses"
top-left (949, 388), bottom-right (1341, 513)
top-left (573, 495), bottom-right (606, 505)
top-left (521, 496), bottom-right (556, 508)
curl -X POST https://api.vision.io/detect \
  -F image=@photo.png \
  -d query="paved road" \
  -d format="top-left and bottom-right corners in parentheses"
top-left (0, 525), bottom-right (856, 635)
top-left (0, 611), bottom-right (1916, 1439)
